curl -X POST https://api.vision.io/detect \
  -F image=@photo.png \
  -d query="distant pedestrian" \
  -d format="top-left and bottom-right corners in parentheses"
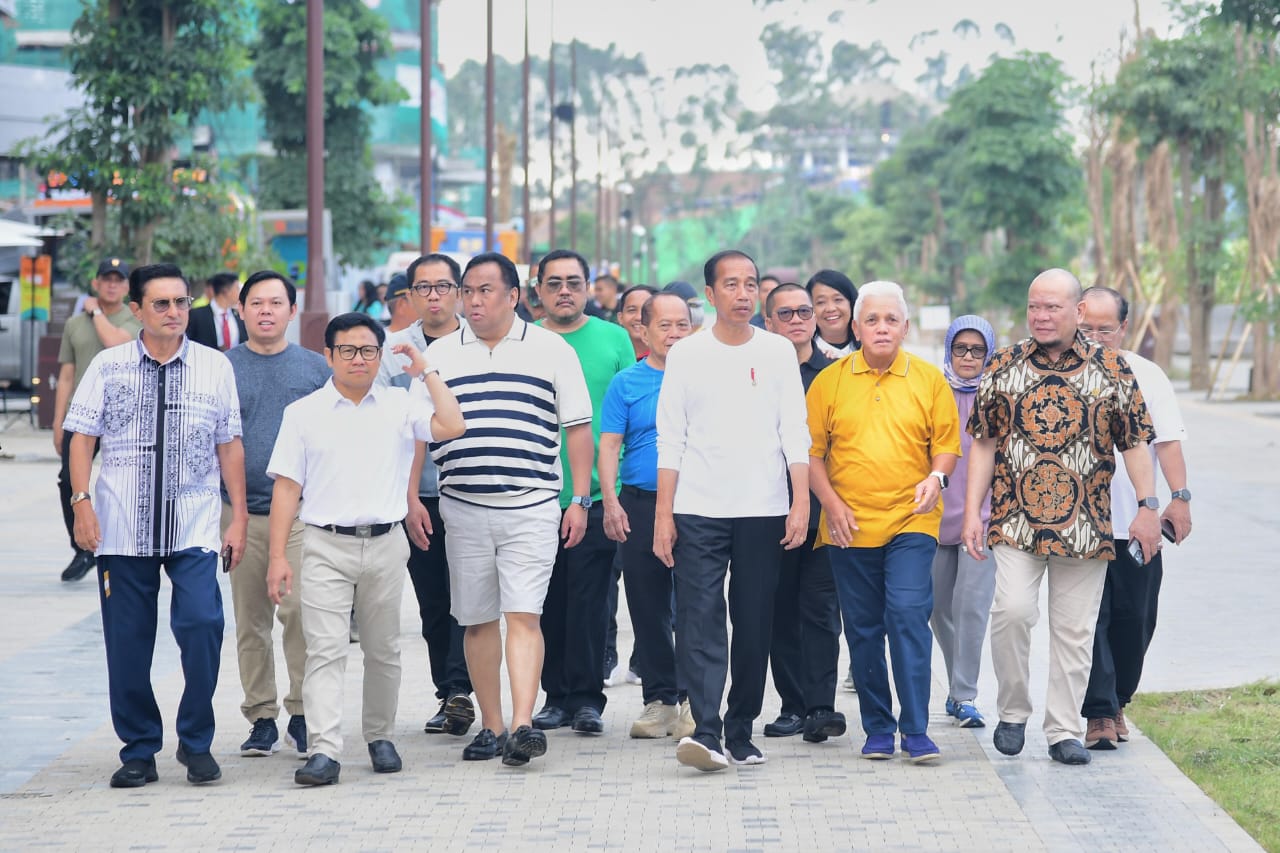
top-left (186, 272), bottom-right (246, 351)
top-left (617, 285), bottom-right (657, 360)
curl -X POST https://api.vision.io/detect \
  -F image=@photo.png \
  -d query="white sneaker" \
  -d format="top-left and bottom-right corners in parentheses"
top-left (624, 668), bottom-right (642, 685)
top-left (670, 699), bottom-right (696, 739)
top-left (675, 737), bottom-right (728, 772)
top-left (630, 701), bottom-right (678, 738)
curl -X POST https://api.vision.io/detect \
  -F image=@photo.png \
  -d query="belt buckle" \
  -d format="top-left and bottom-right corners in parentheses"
top-left (355, 524), bottom-right (372, 538)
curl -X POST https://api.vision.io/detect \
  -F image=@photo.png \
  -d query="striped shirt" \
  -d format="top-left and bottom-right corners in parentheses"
top-left (62, 336), bottom-right (242, 557)
top-left (426, 317), bottom-right (591, 509)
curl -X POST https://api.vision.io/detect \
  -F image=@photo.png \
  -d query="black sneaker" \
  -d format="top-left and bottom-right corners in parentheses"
top-left (286, 715), bottom-right (308, 757)
top-left (424, 700), bottom-right (449, 733)
top-left (571, 706), bottom-right (604, 734)
top-left (462, 728), bottom-right (508, 761)
top-left (240, 717), bottom-right (280, 756)
top-left (502, 725), bottom-right (548, 767)
top-left (109, 758), bottom-right (158, 788)
top-left (60, 550), bottom-right (95, 583)
top-left (442, 693), bottom-right (476, 736)
top-left (726, 740), bottom-right (767, 766)
top-left (763, 712), bottom-right (803, 737)
top-left (175, 744), bottom-right (221, 784)
top-left (802, 709), bottom-right (847, 743)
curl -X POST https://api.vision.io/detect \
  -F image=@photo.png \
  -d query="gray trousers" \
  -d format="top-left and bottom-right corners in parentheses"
top-left (929, 543), bottom-right (996, 703)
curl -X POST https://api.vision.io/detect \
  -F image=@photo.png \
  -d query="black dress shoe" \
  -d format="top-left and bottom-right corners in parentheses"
top-left (175, 744), bottom-right (221, 784)
top-left (424, 700), bottom-right (449, 733)
top-left (368, 739), bottom-right (402, 773)
top-left (295, 753), bottom-right (341, 785)
top-left (462, 728), bottom-right (508, 761)
top-left (763, 712), bottom-right (804, 737)
top-left (802, 709), bottom-right (847, 743)
top-left (443, 693), bottom-right (476, 736)
top-left (571, 706), bottom-right (604, 734)
top-left (993, 721), bottom-right (1026, 756)
top-left (532, 705), bottom-right (571, 730)
top-left (109, 758), bottom-right (158, 788)
top-left (61, 550), bottom-right (95, 583)
top-left (502, 725), bottom-right (548, 767)
top-left (1048, 738), bottom-right (1092, 765)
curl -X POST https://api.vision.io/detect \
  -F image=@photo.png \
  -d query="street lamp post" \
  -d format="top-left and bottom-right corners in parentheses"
top-left (301, 0), bottom-right (328, 352)
top-left (420, 0), bottom-right (434, 253)
top-left (483, 0), bottom-right (495, 252)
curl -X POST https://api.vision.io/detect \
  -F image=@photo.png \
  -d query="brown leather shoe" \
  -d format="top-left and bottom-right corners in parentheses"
top-left (1114, 709), bottom-right (1129, 742)
top-left (1085, 716), bottom-right (1117, 750)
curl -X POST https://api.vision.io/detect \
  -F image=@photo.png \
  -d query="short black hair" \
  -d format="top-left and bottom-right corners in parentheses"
top-left (538, 248), bottom-right (591, 283)
top-left (640, 291), bottom-right (691, 326)
top-left (324, 311), bottom-right (386, 349)
top-left (765, 282), bottom-right (809, 316)
top-left (208, 272), bottom-right (240, 297)
top-left (619, 284), bottom-right (658, 313)
top-left (760, 273), bottom-right (782, 287)
top-left (805, 269), bottom-right (858, 306)
top-left (463, 252), bottom-right (521, 290)
top-left (240, 269), bottom-right (298, 306)
top-left (129, 263), bottom-right (189, 305)
top-left (407, 253), bottom-right (461, 286)
top-left (703, 249), bottom-right (758, 289)
top-left (1081, 285), bottom-right (1129, 323)
top-left (595, 273), bottom-right (620, 289)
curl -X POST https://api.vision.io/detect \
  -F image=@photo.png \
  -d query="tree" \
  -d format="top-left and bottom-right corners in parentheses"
top-left (25, 0), bottom-right (251, 265)
top-left (253, 0), bottom-right (405, 267)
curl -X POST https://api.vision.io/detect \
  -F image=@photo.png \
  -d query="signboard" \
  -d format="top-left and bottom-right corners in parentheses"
top-left (19, 255), bottom-right (52, 321)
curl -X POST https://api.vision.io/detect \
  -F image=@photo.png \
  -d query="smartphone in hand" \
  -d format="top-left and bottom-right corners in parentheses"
top-left (221, 545), bottom-right (232, 573)
top-left (1161, 518), bottom-right (1176, 543)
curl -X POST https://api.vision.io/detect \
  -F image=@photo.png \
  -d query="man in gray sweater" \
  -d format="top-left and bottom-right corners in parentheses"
top-left (222, 270), bottom-right (330, 758)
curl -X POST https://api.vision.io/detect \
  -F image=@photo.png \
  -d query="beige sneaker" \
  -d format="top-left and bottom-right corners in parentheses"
top-left (630, 701), bottom-right (678, 739)
top-left (670, 699), bottom-right (696, 739)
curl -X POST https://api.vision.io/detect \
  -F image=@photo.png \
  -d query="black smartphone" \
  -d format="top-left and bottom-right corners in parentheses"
top-left (221, 545), bottom-right (232, 573)
top-left (1161, 518), bottom-right (1176, 543)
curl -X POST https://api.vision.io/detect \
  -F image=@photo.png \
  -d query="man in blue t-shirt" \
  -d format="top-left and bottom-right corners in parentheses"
top-left (599, 291), bottom-right (695, 739)
top-left (222, 271), bottom-right (330, 759)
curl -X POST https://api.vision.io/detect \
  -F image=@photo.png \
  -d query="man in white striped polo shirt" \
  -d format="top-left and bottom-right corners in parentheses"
top-left (427, 252), bottom-right (593, 768)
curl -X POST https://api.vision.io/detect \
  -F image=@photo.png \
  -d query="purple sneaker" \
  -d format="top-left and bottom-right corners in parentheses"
top-left (901, 733), bottom-right (941, 763)
top-left (860, 733), bottom-right (896, 760)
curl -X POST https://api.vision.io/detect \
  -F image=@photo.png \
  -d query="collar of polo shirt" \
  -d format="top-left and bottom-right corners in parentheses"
top-left (850, 348), bottom-right (909, 377)
top-left (460, 315), bottom-right (528, 346)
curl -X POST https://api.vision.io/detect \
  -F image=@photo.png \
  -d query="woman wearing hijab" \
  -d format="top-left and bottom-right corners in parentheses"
top-left (931, 314), bottom-right (997, 728)
top-left (805, 270), bottom-right (859, 359)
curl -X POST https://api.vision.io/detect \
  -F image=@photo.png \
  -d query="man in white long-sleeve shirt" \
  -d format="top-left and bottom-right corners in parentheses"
top-left (654, 249), bottom-right (811, 772)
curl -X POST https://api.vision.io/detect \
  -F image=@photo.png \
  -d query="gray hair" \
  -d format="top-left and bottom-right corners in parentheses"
top-left (853, 280), bottom-right (909, 322)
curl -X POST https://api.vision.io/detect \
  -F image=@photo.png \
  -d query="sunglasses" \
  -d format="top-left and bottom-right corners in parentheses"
top-left (145, 296), bottom-right (195, 312)
top-left (773, 306), bottom-right (814, 322)
top-left (951, 344), bottom-right (988, 359)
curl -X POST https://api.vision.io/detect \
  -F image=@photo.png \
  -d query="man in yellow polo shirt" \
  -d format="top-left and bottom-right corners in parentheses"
top-left (807, 280), bottom-right (960, 763)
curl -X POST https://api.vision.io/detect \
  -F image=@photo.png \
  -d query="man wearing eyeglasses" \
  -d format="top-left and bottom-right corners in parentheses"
top-left (531, 249), bottom-right (636, 737)
top-left (64, 263), bottom-right (249, 789)
top-left (375, 253), bottom-right (476, 738)
top-left (760, 284), bottom-right (845, 745)
top-left (265, 312), bottom-right (465, 786)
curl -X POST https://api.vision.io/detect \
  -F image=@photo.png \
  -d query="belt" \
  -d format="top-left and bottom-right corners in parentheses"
top-left (620, 485), bottom-right (657, 498)
top-left (310, 522), bottom-right (399, 538)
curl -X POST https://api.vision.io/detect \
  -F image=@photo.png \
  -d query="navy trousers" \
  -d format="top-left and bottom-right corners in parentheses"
top-left (404, 497), bottom-right (472, 700)
top-left (1081, 540), bottom-right (1163, 718)
top-left (96, 548), bottom-right (224, 762)
top-left (619, 486), bottom-right (682, 706)
top-left (769, 528), bottom-right (841, 717)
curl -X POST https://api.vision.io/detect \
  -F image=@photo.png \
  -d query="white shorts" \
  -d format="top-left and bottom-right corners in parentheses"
top-left (438, 494), bottom-right (562, 625)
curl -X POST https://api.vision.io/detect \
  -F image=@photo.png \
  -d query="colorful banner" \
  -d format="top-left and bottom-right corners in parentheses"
top-left (19, 255), bottom-right (52, 321)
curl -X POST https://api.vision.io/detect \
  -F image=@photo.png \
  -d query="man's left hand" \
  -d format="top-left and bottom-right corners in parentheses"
top-left (405, 497), bottom-right (433, 550)
top-left (912, 476), bottom-right (943, 515)
top-left (781, 500), bottom-right (809, 550)
top-left (1128, 510), bottom-right (1161, 566)
top-left (223, 517), bottom-right (248, 572)
top-left (1161, 499), bottom-right (1192, 545)
top-left (561, 503), bottom-right (587, 548)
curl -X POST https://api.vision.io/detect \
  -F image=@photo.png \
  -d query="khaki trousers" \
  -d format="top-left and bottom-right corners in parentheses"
top-left (300, 525), bottom-right (409, 760)
top-left (223, 506), bottom-right (307, 722)
top-left (989, 544), bottom-right (1107, 745)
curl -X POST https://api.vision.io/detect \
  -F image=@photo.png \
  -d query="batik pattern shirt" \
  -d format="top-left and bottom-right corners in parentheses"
top-left (967, 335), bottom-right (1152, 560)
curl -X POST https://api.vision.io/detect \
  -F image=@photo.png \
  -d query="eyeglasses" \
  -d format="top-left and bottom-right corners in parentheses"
top-left (332, 344), bottom-right (382, 361)
top-left (541, 278), bottom-right (587, 293)
top-left (411, 281), bottom-right (458, 296)
top-left (951, 344), bottom-right (988, 359)
top-left (1078, 325), bottom-right (1119, 337)
top-left (773, 306), bottom-right (814, 322)
top-left (147, 296), bottom-right (195, 312)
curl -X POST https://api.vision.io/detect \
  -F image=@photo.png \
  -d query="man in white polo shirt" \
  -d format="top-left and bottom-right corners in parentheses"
top-left (426, 252), bottom-right (593, 768)
top-left (264, 312), bottom-right (465, 786)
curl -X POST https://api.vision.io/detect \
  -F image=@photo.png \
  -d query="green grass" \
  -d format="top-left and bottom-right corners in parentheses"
top-left (1128, 681), bottom-right (1280, 852)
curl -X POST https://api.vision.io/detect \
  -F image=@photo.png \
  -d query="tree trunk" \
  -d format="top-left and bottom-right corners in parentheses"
top-left (1177, 142), bottom-right (1210, 390)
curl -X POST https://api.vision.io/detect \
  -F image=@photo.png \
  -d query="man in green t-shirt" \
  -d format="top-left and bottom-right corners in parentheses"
top-left (531, 249), bottom-right (636, 735)
top-left (53, 257), bottom-right (143, 582)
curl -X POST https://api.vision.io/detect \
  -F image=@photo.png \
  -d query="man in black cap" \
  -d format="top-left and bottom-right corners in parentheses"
top-left (383, 273), bottom-right (416, 333)
top-left (52, 257), bottom-right (142, 582)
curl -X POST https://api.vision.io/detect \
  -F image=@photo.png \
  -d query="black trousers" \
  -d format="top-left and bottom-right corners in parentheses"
top-left (674, 513), bottom-right (784, 746)
top-left (57, 430), bottom-right (100, 555)
top-left (404, 498), bottom-right (471, 700)
top-left (541, 503), bottom-right (613, 713)
top-left (619, 486), bottom-right (682, 705)
top-left (1081, 539), bottom-right (1163, 718)
top-left (769, 528), bottom-right (840, 717)
top-left (604, 545), bottom-right (638, 677)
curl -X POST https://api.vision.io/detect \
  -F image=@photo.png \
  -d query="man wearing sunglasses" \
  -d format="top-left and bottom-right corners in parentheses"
top-left (64, 263), bottom-right (249, 789)
top-left (376, 254), bottom-right (476, 739)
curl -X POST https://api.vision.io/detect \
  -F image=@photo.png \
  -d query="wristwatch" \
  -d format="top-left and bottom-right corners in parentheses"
top-left (87, 308), bottom-right (99, 319)
top-left (70, 491), bottom-right (92, 506)
top-left (929, 471), bottom-right (949, 490)
top-left (1171, 488), bottom-right (1192, 502)
top-left (417, 366), bottom-right (439, 382)
top-left (1137, 496), bottom-right (1159, 511)
top-left (570, 495), bottom-right (593, 510)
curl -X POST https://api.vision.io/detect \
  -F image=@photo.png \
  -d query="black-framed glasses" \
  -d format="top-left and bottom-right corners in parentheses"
top-left (774, 306), bottom-right (814, 322)
top-left (147, 296), bottom-right (195, 312)
top-left (411, 281), bottom-right (458, 296)
top-left (951, 344), bottom-right (988, 359)
top-left (541, 278), bottom-right (587, 293)
top-left (333, 344), bottom-right (382, 361)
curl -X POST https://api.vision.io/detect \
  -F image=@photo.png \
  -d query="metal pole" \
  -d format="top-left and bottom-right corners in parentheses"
top-left (302, 0), bottom-right (327, 351)
top-left (483, 0), bottom-right (495, 252)
top-left (522, 0), bottom-right (531, 263)
top-left (569, 39), bottom-right (577, 253)
top-left (547, 10), bottom-right (556, 250)
top-left (595, 124), bottom-right (602, 270)
top-left (420, 0), bottom-right (433, 253)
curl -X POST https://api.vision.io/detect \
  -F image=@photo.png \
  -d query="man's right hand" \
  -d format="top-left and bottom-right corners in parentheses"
top-left (405, 497), bottom-right (433, 550)
top-left (653, 513), bottom-right (677, 569)
top-left (266, 555), bottom-right (293, 605)
top-left (961, 513), bottom-right (988, 562)
top-left (602, 498), bottom-right (629, 543)
top-left (821, 499), bottom-right (859, 548)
